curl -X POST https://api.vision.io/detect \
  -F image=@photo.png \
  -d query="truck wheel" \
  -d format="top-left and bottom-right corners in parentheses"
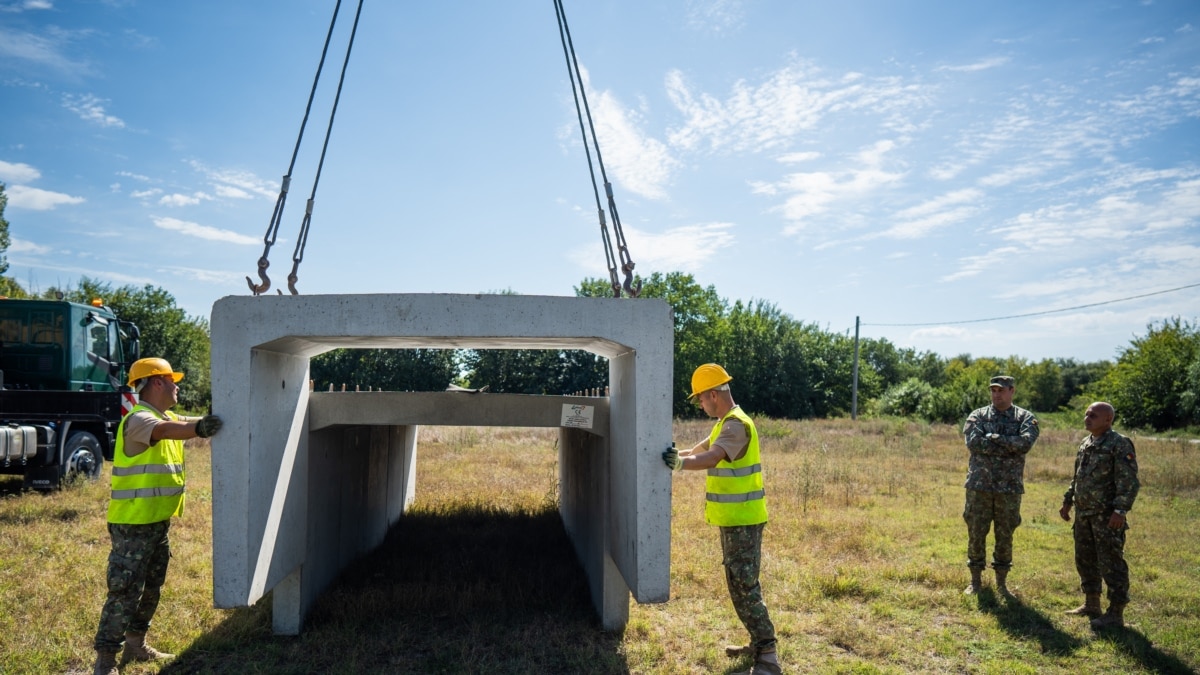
top-left (64, 432), bottom-right (104, 483)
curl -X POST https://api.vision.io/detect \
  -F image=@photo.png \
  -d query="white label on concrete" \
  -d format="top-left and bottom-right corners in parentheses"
top-left (561, 403), bottom-right (595, 429)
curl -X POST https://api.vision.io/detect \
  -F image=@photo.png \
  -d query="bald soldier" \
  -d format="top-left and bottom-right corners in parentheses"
top-left (1060, 402), bottom-right (1140, 629)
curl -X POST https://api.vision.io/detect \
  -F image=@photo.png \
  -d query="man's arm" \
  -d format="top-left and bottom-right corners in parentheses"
top-left (1060, 449), bottom-right (1082, 521)
top-left (963, 411), bottom-right (991, 452)
top-left (992, 411), bottom-right (1040, 456)
top-left (1111, 437), bottom-right (1140, 513)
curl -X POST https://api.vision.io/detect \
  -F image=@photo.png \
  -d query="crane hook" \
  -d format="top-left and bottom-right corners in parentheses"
top-left (246, 257), bottom-right (272, 295)
top-left (286, 261), bottom-right (301, 295)
top-left (622, 264), bottom-right (641, 298)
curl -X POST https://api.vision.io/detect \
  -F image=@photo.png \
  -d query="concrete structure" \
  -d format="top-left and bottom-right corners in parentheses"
top-left (209, 293), bottom-right (673, 634)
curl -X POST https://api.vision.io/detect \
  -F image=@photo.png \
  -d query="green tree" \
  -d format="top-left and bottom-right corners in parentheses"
top-left (1089, 318), bottom-right (1200, 430)
top-left (1055, 358), bottom-right (1113, 409)
top-left (578, 272), bottom-right (728, 415)
top-left (311, 348), bottom-right (460, 392)
top-left (0, 183), bottom-right (10, 276)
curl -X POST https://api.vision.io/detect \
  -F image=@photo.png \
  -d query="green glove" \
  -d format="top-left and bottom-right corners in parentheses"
top-left (195, 414), bottom-right (223, 438)
top-left (662, 444), bottom-right (683, 471)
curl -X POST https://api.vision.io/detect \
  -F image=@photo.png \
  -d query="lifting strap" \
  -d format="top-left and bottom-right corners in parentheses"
top-left (246, 0), bottom-right (364, 296)
top-left (553, 0), bottom-right (641, 298)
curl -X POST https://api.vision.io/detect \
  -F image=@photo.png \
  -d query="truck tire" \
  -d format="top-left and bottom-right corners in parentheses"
top-left (63, 431), bottom-right (104, 483)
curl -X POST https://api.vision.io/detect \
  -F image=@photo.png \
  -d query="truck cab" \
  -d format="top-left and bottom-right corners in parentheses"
top-left (0, 298), bottom-right (141, 489)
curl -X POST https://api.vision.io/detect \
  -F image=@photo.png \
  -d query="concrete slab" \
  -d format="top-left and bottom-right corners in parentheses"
top-left (210, 293), bottom-right (673, 633)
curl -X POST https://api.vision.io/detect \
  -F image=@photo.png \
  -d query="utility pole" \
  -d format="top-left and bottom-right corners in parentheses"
top-left (851, 315), bottom-right (860, 420)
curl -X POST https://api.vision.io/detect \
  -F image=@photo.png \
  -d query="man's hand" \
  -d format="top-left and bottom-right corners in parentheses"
top-left (662, 444), bottom-right (683, 471)
top-left (1108, 512), bottom-right (1126, 529)
top-left (986, 433), bottom-right (1000, 441)
top-left (195, 414), bottom-right (223, 438)
top-left (1059, 502), bottom-right (1072, 522)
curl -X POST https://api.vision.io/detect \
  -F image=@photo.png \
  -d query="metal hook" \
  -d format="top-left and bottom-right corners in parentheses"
top-left (621, 265), bottom-right (641, 298)
top-left (245, 257), bottom-right (272, 295)
top-left (286, 261), bottom-right (301, 295)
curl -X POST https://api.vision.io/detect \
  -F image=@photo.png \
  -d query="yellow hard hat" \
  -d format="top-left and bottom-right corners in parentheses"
top-left (688, 363), bottom-right (732, 399)
top-left (127, 357), bottom-right (184, 387)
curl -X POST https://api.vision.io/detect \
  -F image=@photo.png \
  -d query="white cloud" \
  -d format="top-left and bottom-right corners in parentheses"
top-left (5, 184), bottom-right (84, 210)
top-left (0, 26), bottom-right (87, 75)
top-left (575, 68), bottom-right (679, 201)
top-left (8, 238), bottom-right (52, 254)
top-left (62, 93), bottom-right (125, 128)
top-left (769, 140), bottom-right (905, 234)
top-left (685, 0), bottom-right (746, 35)
top-left (665, 61), bottom-right (928, 155)
top-left (941, 246), bottom-right (1020, 282)
top-left (151, 216), bottom-right (260, 245)
top-left (569, 222), bottom-right (735, 275)
top-left (214, 184), bottom-right (252, 200)
top-left (936, 56), bottom-right (1011, 73)
top-left (158, 192), bottom-right (212, 207)
top-left (777, 151), bottom-right (821, 164)
top-left (130, 188), bottom-right (162, 200)
top-left (0, 160), bottom-right (41, 183)
top-left (117, 170), bottom-right (152, 182)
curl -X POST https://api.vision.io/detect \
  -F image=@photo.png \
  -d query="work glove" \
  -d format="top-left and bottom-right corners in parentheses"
top-left (662, 443), bottom-right (683, 471)
top-left (195, 414), bottom-right (223, 438)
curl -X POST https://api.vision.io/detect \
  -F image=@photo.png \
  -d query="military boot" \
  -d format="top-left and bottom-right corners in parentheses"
top-left (733, 647), bottom-right (783, 675)
top-left (1091, 603), bottom-right (1126, 629)
top-left (963, 568), bottom-right (983, 595)
top-left (123, 631), bottom-right (175, 663)
top-left (1065, 593), bottom-right (1102, 618)
top-left (994, 568), bottom-right (1011, 595)
top-left (725, 644), bottom-right (757, 658)
top-left (92, 649), bottom-right (119, 675)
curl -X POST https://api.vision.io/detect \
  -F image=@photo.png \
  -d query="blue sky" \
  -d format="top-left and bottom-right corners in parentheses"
top-left (1, 0), bottom-right (1198, 363)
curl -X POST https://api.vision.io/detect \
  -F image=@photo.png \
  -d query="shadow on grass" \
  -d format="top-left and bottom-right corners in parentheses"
top-left (976, 588), bottom-right (1085, 656)
top-left (1094, 624), bottom-right (1197, 675)
top-left (160, 502), bottom-right (630, 675)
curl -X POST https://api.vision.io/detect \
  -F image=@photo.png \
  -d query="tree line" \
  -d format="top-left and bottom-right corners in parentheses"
top-left (2, 184), bottom-right (1196, 429)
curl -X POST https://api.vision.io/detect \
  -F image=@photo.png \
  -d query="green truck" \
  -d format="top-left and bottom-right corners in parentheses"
top-left (0, 297), bottom-right (141, 490)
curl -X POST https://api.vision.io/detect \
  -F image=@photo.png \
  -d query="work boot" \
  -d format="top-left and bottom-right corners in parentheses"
top-left (92, 650), bottom-right (119, 675)
top-left (1065, 593), bottom-right (1102, 618)
top-left (725, 643), bottom-right (757, 658)
top-left (963, 568), bottom-right (983, 595)
top-left (1091, 603), bottom-right (1127, 629)
top-left (733, 648), bottom-right (783, 675)
top-left (123, 631), bottom-right (174, 663)
top-left (994, 568), bottom-right (1011, 595)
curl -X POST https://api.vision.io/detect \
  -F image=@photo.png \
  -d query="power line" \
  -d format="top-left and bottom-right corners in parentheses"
top-left (863, 281), bottom-right (1200, 327)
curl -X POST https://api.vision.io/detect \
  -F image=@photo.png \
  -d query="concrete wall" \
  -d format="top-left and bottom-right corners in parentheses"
top-left (210, 293), bottom-right (673, 633)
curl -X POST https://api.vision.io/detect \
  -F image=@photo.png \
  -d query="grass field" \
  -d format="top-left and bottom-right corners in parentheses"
top-left (1, 416), bottom-right (1197, 674)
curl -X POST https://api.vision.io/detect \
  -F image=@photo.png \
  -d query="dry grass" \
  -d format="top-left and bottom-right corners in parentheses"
top-left (0, 418), bottom-right (1197, 674)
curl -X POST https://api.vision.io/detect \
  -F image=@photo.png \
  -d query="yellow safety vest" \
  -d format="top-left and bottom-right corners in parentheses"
top-left (108, 403), bottom-right (186, 524)
top-left (704, 406), bottom-right (767, 526)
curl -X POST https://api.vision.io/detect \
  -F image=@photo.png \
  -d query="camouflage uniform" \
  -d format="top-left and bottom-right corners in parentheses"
top-left (94, 520), bottom-right (172, 652)
top-left (720, 523), bottom-right (775, 650)
top-left (1064, 429), bottom-right (1139, 604)
top-left (962, 404), bottom-right (1039, 570)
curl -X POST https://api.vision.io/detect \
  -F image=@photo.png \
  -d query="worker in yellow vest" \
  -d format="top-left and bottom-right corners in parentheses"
top-left (91, 358), bottom-right (222, 675)
top-left (663, 364), bottom-right (781, 675)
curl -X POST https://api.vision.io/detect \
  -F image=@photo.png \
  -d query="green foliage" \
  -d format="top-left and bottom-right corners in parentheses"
top-left (1088, 317), bottom-right (1200, 430)
top-left (878, 377), bottom-right (934, 417)
top-left (0, 183), bottom-right (10, 276)
top-left (46, 277), bottom-right (212, 409)
top-left (311, 348), bottom-right (461, 392)
top-left (0, 276), bottom-right (27, 298)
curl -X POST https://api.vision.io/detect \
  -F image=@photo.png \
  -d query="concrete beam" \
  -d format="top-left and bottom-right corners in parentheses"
top-left (210, 293), bottom-right (673, 633)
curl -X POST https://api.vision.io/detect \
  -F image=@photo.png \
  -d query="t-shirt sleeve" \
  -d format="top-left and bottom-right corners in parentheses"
top-left (121, 411), bottom-right (160, 456)
top-left (712, 420), bottom-right (750, 462)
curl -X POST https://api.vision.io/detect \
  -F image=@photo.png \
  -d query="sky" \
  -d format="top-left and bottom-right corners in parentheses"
top-left (1, 0), bottom-right (1198, 364)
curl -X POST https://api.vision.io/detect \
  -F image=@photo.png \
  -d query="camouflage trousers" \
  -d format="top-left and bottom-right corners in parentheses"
top-left (963, 489), bottom-right (1022, 570)
top-left (94, 520), bottom-right (172, 652)
top-left (719, 523), bottom-right (776, 650)
top-left (1073, 513), bottom-right (1130, 604)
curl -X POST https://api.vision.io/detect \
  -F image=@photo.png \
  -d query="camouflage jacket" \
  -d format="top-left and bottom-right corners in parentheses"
top-left (962, 404), bottom-right (1039, 494)
top-left (1063, 429), bottom-right (1140, 517)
